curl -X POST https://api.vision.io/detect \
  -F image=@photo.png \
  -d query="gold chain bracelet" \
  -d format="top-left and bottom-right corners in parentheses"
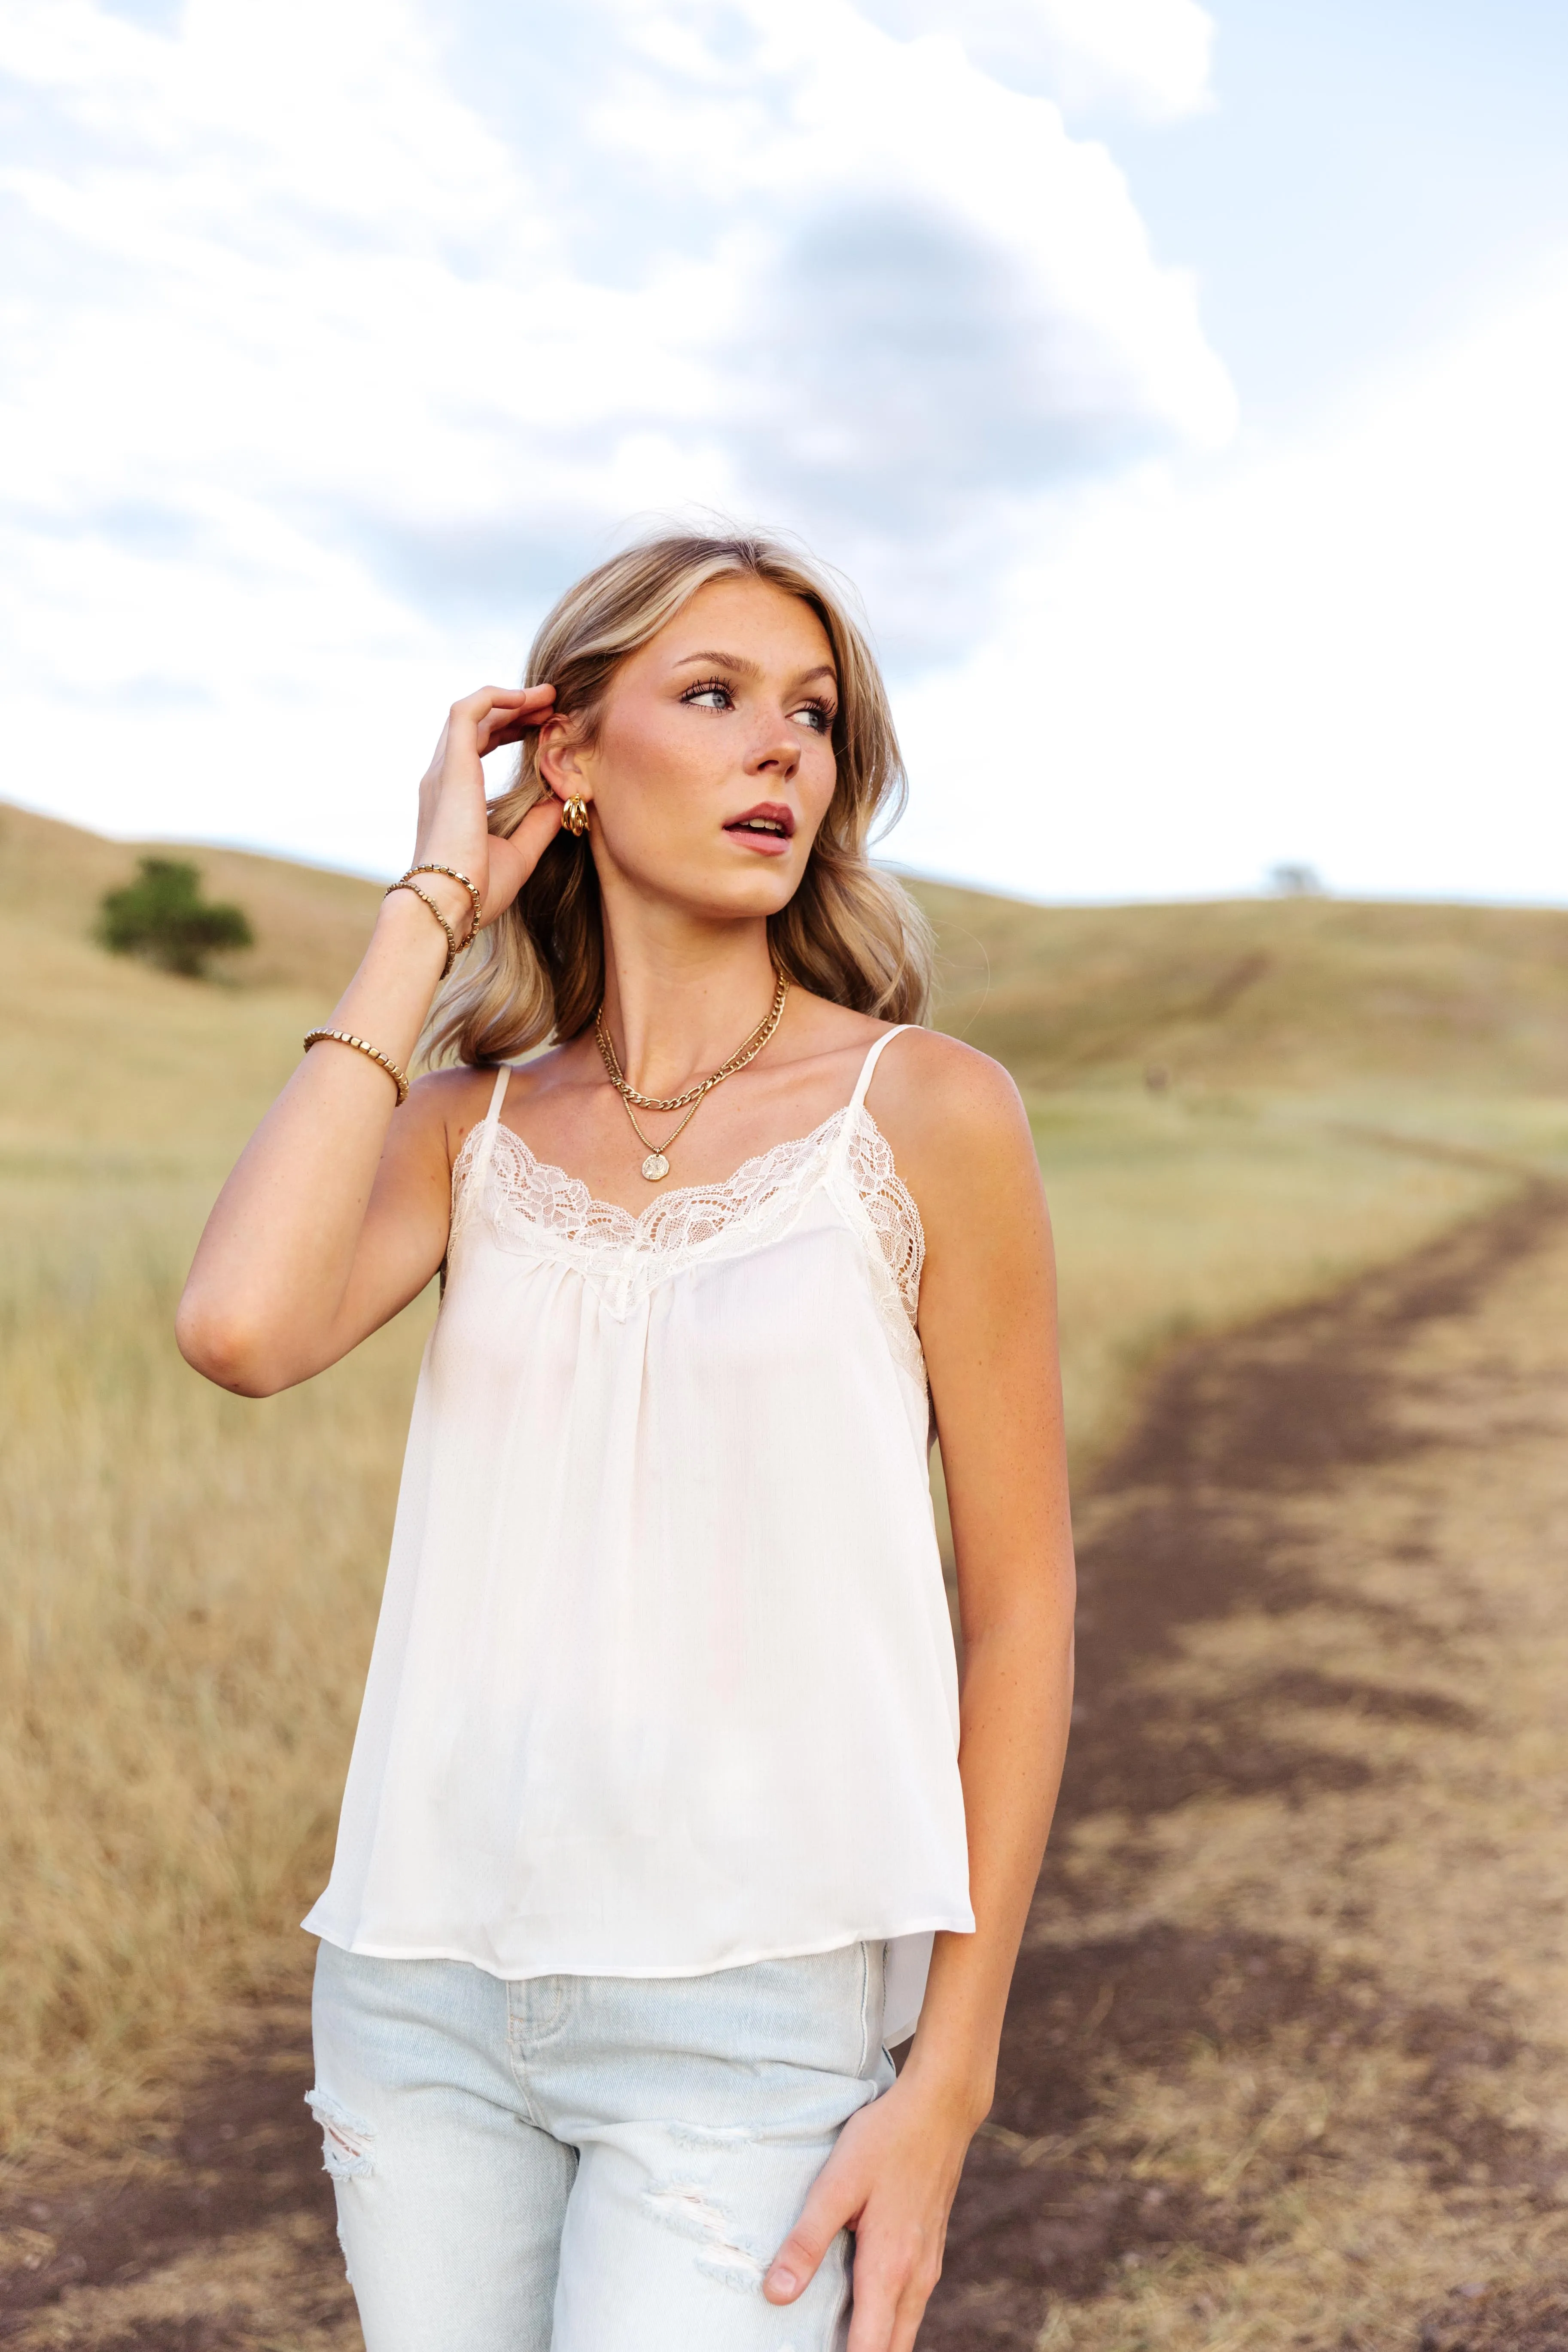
top-left (303, 1028), bottom-right (410, 1106)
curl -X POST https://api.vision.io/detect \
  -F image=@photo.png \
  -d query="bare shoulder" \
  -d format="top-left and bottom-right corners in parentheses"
top-left (402, 1061), bottom-right (512, 1168)
top-left (868, 1027), bottom-right (1034, 1162)
top-left (862, 1027), bottom-right (1047, 1266)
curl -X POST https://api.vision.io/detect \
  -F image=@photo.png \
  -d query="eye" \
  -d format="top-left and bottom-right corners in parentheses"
top-left (680, 679), bottom-right (734, 711)
top-left (793, 699), bottom-right (834, 734)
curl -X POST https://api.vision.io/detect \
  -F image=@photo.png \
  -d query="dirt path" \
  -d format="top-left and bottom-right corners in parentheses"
top-left (929, 1181), bottom-right (1568, 2351)
top-left (6, 1187), bottom-right (1568, 2350)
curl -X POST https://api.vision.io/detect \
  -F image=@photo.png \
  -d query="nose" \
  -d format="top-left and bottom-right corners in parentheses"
top-left (746, 712), bottom-right (800, 780)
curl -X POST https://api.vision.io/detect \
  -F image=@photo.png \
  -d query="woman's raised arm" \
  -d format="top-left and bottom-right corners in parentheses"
top-left (176, 685), bottom-right (560, 1397)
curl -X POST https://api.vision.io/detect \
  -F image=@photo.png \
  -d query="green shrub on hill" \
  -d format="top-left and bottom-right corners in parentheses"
top-left (97, 857), bottom-right (253, 979)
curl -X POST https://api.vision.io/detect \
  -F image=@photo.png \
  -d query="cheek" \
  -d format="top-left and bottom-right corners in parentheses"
top-left (588, 720), bottom-right (730, 881)
top-left (802, 743), bottom-right (839, 825)
top-left (598, 704), bottom-right (721, 815)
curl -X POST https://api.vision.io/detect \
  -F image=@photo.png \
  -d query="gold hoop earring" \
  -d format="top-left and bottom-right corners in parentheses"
top-left (561, 794), bottom-right (590, 837)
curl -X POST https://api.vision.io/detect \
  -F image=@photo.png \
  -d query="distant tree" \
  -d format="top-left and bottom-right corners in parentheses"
top-left (97, 857), bottom-right (254, 978)
top-left (1268, 861), bottom-right (1326, 897)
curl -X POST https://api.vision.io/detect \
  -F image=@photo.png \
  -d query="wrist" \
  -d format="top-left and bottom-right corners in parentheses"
top-left (895, 2046), bottom-right (996, 2133)
top-left (399, 865), bottom-right (478, 935)
top-left (375, 885), bottom-right (456, 969)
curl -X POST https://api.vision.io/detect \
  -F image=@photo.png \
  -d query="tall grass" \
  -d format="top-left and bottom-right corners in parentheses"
top-left (0, 1172), bottom-right (426, 2149)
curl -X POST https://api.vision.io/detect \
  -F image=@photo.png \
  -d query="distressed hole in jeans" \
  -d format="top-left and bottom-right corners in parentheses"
top-left (668, 2120), bottom-right (751, 2150)
top-left (305, 2087), bottom-right (374, 2179)
top-left (642, 2183), bottom-right (767, 2292)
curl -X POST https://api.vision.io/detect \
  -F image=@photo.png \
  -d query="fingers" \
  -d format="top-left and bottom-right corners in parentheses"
top-left (452, 682), bottom-right (555, 729)
top-left (764, 2166), bottom-right (860, 2306)
top-left (454, 682), bottom-right (555, 711)
top-left (445, 683), bottom-right (555, 758)
top-left (424, 685), bottom-right (557, 804)
top-left (845, 2270), bottom-right (895, 2352)
top-left (845, 2239), bottom-right (941, 2352)
top-left (481, 794), bottom-right (563, 921)
top-left (475, 708), bottom-right (536, 758)
top-left (515, 792), bottom-right (564, 845)
top-left (769, 2206), bottom-right (939, 2352)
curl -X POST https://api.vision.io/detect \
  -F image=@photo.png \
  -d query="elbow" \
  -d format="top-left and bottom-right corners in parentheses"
top-left (175, 1289), bottom-right (292, 1397)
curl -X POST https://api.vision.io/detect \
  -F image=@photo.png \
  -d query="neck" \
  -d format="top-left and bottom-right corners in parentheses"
top-left (596, 908), bottom-right (781, 1099)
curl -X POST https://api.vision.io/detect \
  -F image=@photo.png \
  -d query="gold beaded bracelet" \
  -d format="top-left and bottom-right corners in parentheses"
top-left (303, 1028), bottom-right (410, 1106)
top-left (384, 864), bottom-right (482, 980)
top-left (384, 878), bottom-right (459, 977)
top-left (402, 863), bottom-right (482, 937)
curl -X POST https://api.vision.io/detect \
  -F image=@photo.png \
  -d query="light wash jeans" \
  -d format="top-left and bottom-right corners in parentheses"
top-left (308, 1937), bottom-right (896, 2351)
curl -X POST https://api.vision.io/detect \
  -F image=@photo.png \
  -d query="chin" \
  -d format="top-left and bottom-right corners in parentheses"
top-left (730, 861), bottom-right (807, 913)
top-left (635, 851), bottom-right (804, 924)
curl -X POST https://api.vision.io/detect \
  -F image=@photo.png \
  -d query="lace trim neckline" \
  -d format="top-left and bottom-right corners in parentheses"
top-left (454, 1101), bottom-right (856, 1244)
top-left (452, 1095), bottom-right (926, 1353)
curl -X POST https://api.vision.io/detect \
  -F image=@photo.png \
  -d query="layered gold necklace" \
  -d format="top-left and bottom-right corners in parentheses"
top-left (594, 971), bottom-right (790, 1182)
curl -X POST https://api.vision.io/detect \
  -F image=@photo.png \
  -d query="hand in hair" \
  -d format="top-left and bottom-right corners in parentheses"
top-left (177, 679), bottom-right (560, 1397)
top-left (412, 683), bottom-right (562, 934)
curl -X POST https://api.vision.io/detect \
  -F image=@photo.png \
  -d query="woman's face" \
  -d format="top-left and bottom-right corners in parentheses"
top-left (539, 575), bottom-right (840, 924)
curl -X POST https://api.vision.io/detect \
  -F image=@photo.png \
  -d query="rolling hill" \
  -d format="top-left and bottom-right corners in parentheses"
top-left (9, 794), bottom-right (1568, 1115)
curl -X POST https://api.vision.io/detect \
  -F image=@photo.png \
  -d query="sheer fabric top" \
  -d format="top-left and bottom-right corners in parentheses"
top-left (304, 1027), bottom-right (973, 2042)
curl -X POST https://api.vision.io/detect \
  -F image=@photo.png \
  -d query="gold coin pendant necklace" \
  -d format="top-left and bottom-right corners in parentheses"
top-left (594, 971), bottom-right (789, 1182)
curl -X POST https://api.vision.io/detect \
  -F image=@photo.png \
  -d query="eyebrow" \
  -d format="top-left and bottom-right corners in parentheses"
top-left (675, 649), bottom-right (837, 689)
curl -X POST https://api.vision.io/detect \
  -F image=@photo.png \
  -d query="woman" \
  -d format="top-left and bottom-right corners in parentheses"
top-left (178, 531), bottom-right (1075, 2352)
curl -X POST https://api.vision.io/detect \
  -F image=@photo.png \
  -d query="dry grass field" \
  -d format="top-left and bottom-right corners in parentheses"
top-left (3, 797), bottom-right (1568, 2346)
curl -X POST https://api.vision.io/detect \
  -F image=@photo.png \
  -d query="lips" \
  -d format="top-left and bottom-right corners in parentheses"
top-left (724, 802), bottom-right (795, 845)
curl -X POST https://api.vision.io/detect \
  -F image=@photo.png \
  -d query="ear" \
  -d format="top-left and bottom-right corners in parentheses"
top-left (536, 715), bottom-right (591, 801)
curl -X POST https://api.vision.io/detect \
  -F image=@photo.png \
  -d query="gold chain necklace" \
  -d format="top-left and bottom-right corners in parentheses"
top-left (594, 971), bottom-right (789, 1182)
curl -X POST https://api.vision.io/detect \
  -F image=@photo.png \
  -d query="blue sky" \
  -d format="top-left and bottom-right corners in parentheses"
top-left (2, 0), bottom-right (1565, 901)
top-left (1116, 0), bottom-right (1568, 423)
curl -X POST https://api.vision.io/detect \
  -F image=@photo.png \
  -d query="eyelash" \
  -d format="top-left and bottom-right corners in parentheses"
top-left (680, 680), bottom-right (835, 734)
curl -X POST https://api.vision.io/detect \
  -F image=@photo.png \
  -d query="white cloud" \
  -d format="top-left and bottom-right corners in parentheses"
top-left (0, 0), bottom-right (1233, 873)
top-left (891, 260), bottom-right (1568, 902)
top-left (855, 0), bottom-right (1215, 119)
top-left (3, 1), bottom-right (1557, 909)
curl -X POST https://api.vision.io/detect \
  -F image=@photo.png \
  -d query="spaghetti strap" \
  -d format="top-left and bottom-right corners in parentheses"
top-left (848, 1025), bottom-right (911, 1116)
top-left (466, 1064), bottom-right (513, 1198)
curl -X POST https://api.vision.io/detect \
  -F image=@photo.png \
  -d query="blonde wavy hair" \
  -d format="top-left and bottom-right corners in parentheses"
top-left (426, 531), bottom-right (933, 1067)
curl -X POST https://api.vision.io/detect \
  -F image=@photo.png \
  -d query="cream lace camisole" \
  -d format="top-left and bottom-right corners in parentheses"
top-left (304, 1027), bottom-right (973, 2042)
